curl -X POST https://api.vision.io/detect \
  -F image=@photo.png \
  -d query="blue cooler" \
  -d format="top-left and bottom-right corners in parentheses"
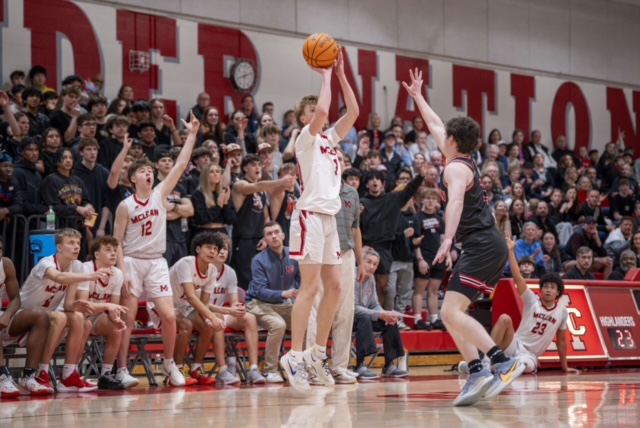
top-left (30, 230), bottom-right (57, 264)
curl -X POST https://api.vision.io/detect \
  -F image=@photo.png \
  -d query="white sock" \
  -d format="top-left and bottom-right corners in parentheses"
top-left (38, 364), bottom-right (49, 373)
top-left (219, 365), bottom-right (228, 372)
top-left (430, 314), bottom-right (438, 323)
top-left (62, 364), bottom-right (76, 380)
top-left (250, 365), bottom-right (258, 371)
top-left (289, 350), bottom-right (303, 361)
top-left (313, 345), bottom-right (327, 358)
top-left (101, 364), bottom-right (113, 376)
top-left (191, 363), bottom-right (202, 373)
top-left (163, 359), bottom-right (174, 367)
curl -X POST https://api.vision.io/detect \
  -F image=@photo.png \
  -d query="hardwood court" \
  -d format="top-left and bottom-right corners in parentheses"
top-left (1, 367), bottom-right (639, 427)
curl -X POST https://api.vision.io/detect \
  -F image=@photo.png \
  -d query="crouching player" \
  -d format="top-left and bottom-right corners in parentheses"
top-left (209, 233), bottom-right (266, 385)
top-left (19, 228), bottom-right (113, 392)
top-left (64, 236), bottom-right (129, 390)
top-left (149, 231), bottom-right (226, 386)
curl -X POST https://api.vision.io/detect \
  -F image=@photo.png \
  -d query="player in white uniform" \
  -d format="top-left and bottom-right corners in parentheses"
top-left (208, 233), bottom-right (266, 384)
top-left (0, 241), bottom-right (52, 397)
top-left (495, 234), bottom-right (580, 374)
top-left (18, 228), bottom-right (112, 392)
top-left (281, 50), bottom-right (360, 391)
top-left (148, 232), bottom-right (225, 386)
top-left (63, 236), bottom-right (128, 390)
top-left (114, 112), bottom-right (200, 387)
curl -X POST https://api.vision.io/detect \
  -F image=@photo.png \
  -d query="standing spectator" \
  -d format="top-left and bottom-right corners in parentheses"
top-left (360, 165), bottom-right (425, 306)
top-left (49, 87), bottom-right (82, 144)
top-left (190, 162), bottom-right (235, 237)
top-left (22, 87), bottom-right (50, 137)
top-left (98, 115), bottom-right (129, 169)
top-left (380, 132), bottom-right (404, 180)
top-left (69, 114), bottom-right (98, 157)
top-left (27, 65), bottom-right (53, 94)
top-left (40, 148), bottom-right (94, 221)
top-left (137, 120), bottom-right (167, 161)
top-left (365, 112), bottom-right (383, 150)
top-left (97, 138), bottom-right (135, 236)
top-left (199, 106), bottom-right (225, 146)
top-left (149, 99), bottom-right (181, 147)
top-left (245, 222), bottom-right (300, 382)
top-left (184, 147), bottom-right (212, 196)
top-left (72, 138), bottom-right (109, 240)
top-left (116, 85), bottom-right (134, 105)
top-left (564, 217), bottom-right (613, 278)
top-left (225, 110), bottom-right (257, 154)
top-left (88, 97), bottom-right (108, 140)
top-left (223, 144), bottom-right (243, 186)
top-left (269, 163), bottom-right (299, 246)
top-left (405, 116), bottom-right (426, 144)
top-left (185, 92), bottom-right (210, 122)
top-left (353, 250), bottom-right (408, 379)
top-left (564, 247), bottom-right (596, 280)
top-left (0, 154), bottom-right (23, 225)
top-left (240, 95), bottom-right (260, 134)
top-left (13, 138), bottom-right (47, 216)
top-left (609, 250), bottom-right (637, 280)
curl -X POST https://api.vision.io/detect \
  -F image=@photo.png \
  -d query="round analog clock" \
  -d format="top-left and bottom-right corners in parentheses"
top-left (230, 59), bottom-right (256, 92)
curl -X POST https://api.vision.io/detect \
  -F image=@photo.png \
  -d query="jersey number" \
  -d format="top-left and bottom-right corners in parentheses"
top-left (42, 295), bottom-right (54, 308)
top-left (333, 159), bottom-right (339, 176)
top-left (141, 220), bottom-right (153, 237)
top-left (531, 322), bottom-right (547, 336)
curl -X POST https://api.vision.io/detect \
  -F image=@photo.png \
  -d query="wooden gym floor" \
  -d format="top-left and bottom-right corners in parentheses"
top-left (1, 366), bottom-right (639, 427)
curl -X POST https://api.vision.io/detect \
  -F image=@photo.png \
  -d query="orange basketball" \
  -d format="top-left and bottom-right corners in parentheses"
top-left (302, 33), bottom-right (340, 68)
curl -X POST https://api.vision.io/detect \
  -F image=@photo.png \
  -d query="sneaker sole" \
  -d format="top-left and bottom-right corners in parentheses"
top-left (484, 360), bottom-right (526, 399)
top-left (453, 376), bottom-right (493, 407)
top-left (121, 379), bottom-right (140, 389)
top-left (1, 391), bottom-right (21, 399)
top-left (279, 356), bottom-right (311, 392)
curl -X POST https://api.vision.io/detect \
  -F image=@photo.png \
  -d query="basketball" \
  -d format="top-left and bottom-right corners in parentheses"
top-left (302, 33), bottom-right (340, 68)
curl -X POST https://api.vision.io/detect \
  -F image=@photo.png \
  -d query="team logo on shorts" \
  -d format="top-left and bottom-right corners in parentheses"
top-left (160, 285), bottom-right (168, 293)
top-left (336, 251), bottom-right (342, 259)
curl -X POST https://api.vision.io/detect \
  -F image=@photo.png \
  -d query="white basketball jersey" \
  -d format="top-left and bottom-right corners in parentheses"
top-left (20, 255), bottom-right (87, 311)
top-left (515, 289), bottom-right (568, 357)
top-left (122, 188), bottom-right (167, 258)
top-left (82, 261), bottom-right (123, 303)
top-left (210, 264), bottom-right (238, 307)
top-left (294, 125), bottom-right (342, 215)
top-left (169, 256), bottom-right (217, 310)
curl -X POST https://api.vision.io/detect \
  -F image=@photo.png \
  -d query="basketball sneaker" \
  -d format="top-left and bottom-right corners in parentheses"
top-left (190, 367), bottom-right (215, 385)
top-left (18, 373), bottom-right (53, 396)
top-left (161, 360), bottom-right (186, 387)
top-left (484, 357), bottom-right (525, 399)
top-left (453, 368), bottom-right (493, 406)
top-left (215, 367), bottom-right (240, 385)
top-left (98, 373), bottom-right (125, 390)
top-left (280, 353), bottom-right (310, 392)
top-left (356, 365), bottom-right (380, 380)
top-left (115, 368), bottom-right (140, 388)
top-left (458, 356), bottom-right (491, 374)
top-left (57, 370), bottom-right (99, 393)
top-left (0, 374), bottom-right (21, 398)
top-left (36, 370), bottom-right (54, 393)
top-left (247, 368), bottom-right (266, 384)
top-left (332, 370), bottom-right (357, 384)
top-left (303, 347), bottom-right (334, 386)
top-left (382, 364), bottom-right (408, 378)
top-left (265, 371), bottom-right (284, 383)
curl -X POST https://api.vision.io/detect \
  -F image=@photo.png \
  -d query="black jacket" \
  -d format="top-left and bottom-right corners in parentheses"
top-left (73, 161), bottom-right (110, 212)
top-left (13, 158), bottom-right (47, 215)
top-left (360, 174), bottom-right (424, 246)
top-left (0, 178), bottom-right (23, 215)
top-left (40, 172), bottom-right (91, 217)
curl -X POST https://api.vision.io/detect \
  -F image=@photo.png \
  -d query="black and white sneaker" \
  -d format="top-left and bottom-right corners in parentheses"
top-left (98, 373), bottom-right (125, 390)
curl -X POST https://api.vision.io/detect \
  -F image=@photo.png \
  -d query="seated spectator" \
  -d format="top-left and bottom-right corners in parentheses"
top-left (13, 138), bottom-right (47, 216)
top-left (604, 216), bottom-right (634, 260)
top-left (481, 144), bottom-right (505, 178)
top-left (0, 153), bottom-right (23, 224)
top-left (548, 189), bottom-right (564, 223)
top-left (353, 250), bottom-right (408, 380)
top-left (561, 166), bottom-right (579, 191)
top-left (552, 135), bottom-right (581, 167)
top-left (49, 86), bottom-right (81, 144)
top-left (509, 198), bottom-right (526, 238)
top-left (510, 222), bottom-right (543, 275)
top-left (582, 189), bottom-right (612, 238)
top-left (538, 231), bottom-right (565, 276)
top-left (245, 222), bottom-right (300, 382)
top-left (190, 162), bottom-right (235, 237)
top-left (610, 179), bottom-right (636, 221)
top-left (531, 201), bottom-right (558, 240)
top-left (525, 130), bottom-right (557, 169)
top-left (40, 148), bottom-right (95, 221)
top-left (494, 201), bottom-right (511, 238)
top-left (225, 110), bottom-right (257, 154)
top-left (530, 153), bottom-right (555, 199)
top-left (505, 143), bottom-right (521, 171)
top-left (610, 163), bottom-right (637, 196)
top-left (564, 246), bottom-right (596, 280)
top-left (564, 217), bottom-right (613, 278)
top-left (609, 250), bottom-right (637, 281)
top-left (481, 174), bottom-right (502, 211)
top-left (517, 256), bottom-right (537, 279)
top-left (559, 186), bottom-right (584, 225)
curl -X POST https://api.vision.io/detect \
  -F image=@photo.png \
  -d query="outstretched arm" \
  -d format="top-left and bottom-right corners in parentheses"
top-left (402, 68), bottom-right (446, 153)
top-left (307, 65), bottom-right (333, 137)
top-left (506, 231), bottom-right (528, 295)
top-left (333, 50), bottom-right (360, 140)
top-left (158, 111), bottom-right (199, 198)
top-left (107, 134), bottom-right (133, 189)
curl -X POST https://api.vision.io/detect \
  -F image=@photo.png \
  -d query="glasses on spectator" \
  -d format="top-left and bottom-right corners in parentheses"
top-left (82, 122), bottom-right (97, 127)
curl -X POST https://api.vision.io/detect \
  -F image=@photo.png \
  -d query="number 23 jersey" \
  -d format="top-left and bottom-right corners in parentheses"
top-left (122, 188), bottom-right (167, 258)
top-left (515, 289), bottom-right (568, 357)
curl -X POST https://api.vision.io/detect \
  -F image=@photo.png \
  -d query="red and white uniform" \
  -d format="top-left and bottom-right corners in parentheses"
top-left (507, 289), bottom-right (568, 373)
top-left (0, 259), bottom-right (11, 342)
top-left (82, 262), bottom-right (123, 333)
top-left (122, 188), bottom-right (172, 298)
top-left (290, 125), bottom-right (342, 264)
top-left (19, 255), bottom-right (87, 311)
top-left (209, 264), bottom-right (238, 307)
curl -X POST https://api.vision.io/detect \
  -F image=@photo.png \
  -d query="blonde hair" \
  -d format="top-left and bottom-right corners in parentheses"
top-left (294, 94), bottom-right (318, 128)
top-left (278, 162), bottom-right (296, 177)
top-left (198, 163), bottom-right (224, 209)
top-left (55, 228), bottom-right (82, 245)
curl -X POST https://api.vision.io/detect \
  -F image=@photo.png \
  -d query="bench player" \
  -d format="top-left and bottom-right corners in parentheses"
top-left (280, 50), bottom-right (360, 391)
top-left (404, 68), bottom-right (524, 406)
top-left (64, 236), bottom-right (129, 390)
top-left (114, 112), bottom-right (200, 387)
top-left (149, 231), bottom-right (225, 386)
top-left (0, 241), bottom-right (52, 397)
top-left (18, 228), bottom-right (112, 392)
top-left (209, 233), bottom-right (266, 384)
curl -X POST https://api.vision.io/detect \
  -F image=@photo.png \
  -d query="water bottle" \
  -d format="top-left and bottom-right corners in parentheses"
top-left (46, 206), bottom-right (56, 230)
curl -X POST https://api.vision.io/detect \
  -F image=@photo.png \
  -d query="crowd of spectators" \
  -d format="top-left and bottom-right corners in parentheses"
top-left (1, 65), bottom-right (637, 331)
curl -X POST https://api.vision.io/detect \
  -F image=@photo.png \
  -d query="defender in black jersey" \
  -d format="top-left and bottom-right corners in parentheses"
top-left (404, 68), bottom-right (524, 406)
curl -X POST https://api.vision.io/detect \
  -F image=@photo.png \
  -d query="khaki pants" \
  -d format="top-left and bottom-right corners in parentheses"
top-left (246, 300), bottom-right (293, 373)
top-left (306, 249), bottom-right (356, 373)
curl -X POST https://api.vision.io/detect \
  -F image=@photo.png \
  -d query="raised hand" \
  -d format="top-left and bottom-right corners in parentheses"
top-left (180, 110), bottom-right (200, 134)
top-left (505, 230), bottom-right (516, 251)
top-left (334, 48), bottom-right (345, 77)
top-left (402, 68), bottom-right (424, 99)
top-left (162, 114), bottom-right (176, 129)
